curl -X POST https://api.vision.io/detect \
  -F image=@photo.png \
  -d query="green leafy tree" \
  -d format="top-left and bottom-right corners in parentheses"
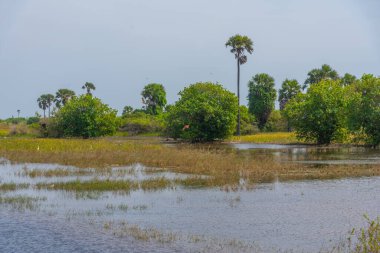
top-left (248, 73), bottom-right (277, 130)
top-left (82, 82), bottom-right (96, 95)
top-left (122, 106), bottom-right (133, 117)
top-left (54, 95), bottom-right (118, 138)
top-left (225, 34), bottom-right (254, 135)
top-left (303, 64), bottom-right (339, 90)
top-left (347, 74), bottom-right (380, 147)
top-left (55, 89), bottom-right (76, 108)
top-left (166, 82), bottom-right (238, 142)
top-left (284, 80), bottom-right (347, 144)
top-left (278, 79), bottom-right (301, 111)
top-left (141, 83), bottom-right (167, 115)
top-left (341, 73), bottom-right (357, 86)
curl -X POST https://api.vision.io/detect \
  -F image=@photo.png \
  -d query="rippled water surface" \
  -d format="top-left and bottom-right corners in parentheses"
top-left (0, 143), bottom-right (380, 253)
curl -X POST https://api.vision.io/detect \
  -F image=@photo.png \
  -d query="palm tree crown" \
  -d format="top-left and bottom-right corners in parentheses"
top-left (82, 82), bottom-right (96, 95)
top-left (225, 34), bottom-right (254, 65)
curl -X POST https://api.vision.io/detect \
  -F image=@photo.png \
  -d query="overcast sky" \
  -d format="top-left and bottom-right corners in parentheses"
top-left (0, 0), bottom-right (379, 118)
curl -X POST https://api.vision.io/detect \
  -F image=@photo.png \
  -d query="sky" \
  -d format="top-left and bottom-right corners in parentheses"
top-left (0, 0), bottom-right (379, 118)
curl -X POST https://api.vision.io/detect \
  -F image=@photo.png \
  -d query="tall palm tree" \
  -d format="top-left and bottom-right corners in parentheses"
top-left (82, 82), bottom-right (96, 95)
top-left (37, 95), bottom-right (48, 118)
top-left (17, 109), bottom-right (20, 118)
top-left (45, 94), bottom-right (55, 117)
top-left (54, 89), bottom-right (76, 108)
top-left (226, 34), bottom-right (254, 135)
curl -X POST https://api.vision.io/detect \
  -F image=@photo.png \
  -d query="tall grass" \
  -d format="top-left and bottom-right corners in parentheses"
top-left (0, 138), bottom-right (379, 187)
top-left (229, 132), bottom-right (300, 144)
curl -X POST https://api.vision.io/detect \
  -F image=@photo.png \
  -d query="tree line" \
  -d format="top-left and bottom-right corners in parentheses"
top-left (29, 33), bottom-right (379, 146)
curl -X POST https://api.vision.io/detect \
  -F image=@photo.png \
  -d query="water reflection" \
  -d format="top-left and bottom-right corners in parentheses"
top-left (0, 159), bottom-right (379, 252)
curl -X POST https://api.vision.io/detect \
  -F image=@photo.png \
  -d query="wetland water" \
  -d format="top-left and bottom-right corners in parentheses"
top-left (0, 145), bottom-right (379, 252)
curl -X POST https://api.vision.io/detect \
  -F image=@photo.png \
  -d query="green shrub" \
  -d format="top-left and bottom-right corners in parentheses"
top-left (165, 82), bottom-right (238, 142)
top-left (237, 105), bottom-right (259, 135)
top-left (26, 117), bottom-right (40, 125)
top-left (284, 80), bottom-right (348, 144)
top-left (54, 95), bottom-right (119, 138)
top-left (264, 110), bottom-right (287, 132)
top-left (347, 75), bottom-right (380, 147)
top-left (120, 112), bottom-right (164, 135)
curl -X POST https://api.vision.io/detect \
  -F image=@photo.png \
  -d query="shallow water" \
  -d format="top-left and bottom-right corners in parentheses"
top-left (230, 143), bottom-right (380, 165)
top-left (0, 159), bottom-right (379, 252)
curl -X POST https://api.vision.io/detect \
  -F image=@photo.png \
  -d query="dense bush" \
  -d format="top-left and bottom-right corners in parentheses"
top-left (347, 74), bottom-right (380, 147)
top-left (284, 80), bottom-right (347, 144)
top-left (237, 105), bottom-right (258, 135)
top-left (54, 95), bottom-right (119, 138)
top-left (26, 117), bottom-right (40, 125)
top-left (166, 82), bottom-right (238, 142)
top-left (264, 110), bottom-right (288, 132)
top-left (120, 112), bottom-right (164, 135)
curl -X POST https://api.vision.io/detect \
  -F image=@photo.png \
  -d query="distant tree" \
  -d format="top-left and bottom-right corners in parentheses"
top-left (55, 89), bottom-right (76, 108)
top-left (347, 74), bottom-right (380, 147)
top-left (248, 73), bottom-right (277, 130)
top-left (278, 79), bottom-right (301, 110)
top-left (122, 106), bottom-right (133, 117)
top-left (141, 83), bottom-right (167, 115)
top-left (303, 64), bottom-right (339, 90)
top-left (284, 80), bottom-right (347, 145)
top-left (45, 94), bottom-right (55, 117)
top-left (341, 73), bottom-right (357, 86)
top-left (225, 34), bottom-right (254, 135)
top-left (17, 109), bottom-right (20, 118)
top-left (165, 82), bottom-right (238, 142)
top-left (55, 95), bottom-right (119, 138)
top-left (37, 95), bottom-right (49, 118)
top-left (82, 82), bottom-right (96, 95)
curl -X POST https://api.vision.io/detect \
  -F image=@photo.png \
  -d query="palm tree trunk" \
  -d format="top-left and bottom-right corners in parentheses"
top-left (43, 109), bottom-right (46, 119)
top-left (237, 58), bottom-right (241, 136)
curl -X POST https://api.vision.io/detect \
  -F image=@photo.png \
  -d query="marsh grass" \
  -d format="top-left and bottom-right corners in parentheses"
top-left (36, 179), bottom-right (138, 192)
top-left (1, 138), bottom-right (380, 187)
top-left (0, 183), bottom-right (30, 191)
top-left (21, 168), bottom-right (93, 178)
top-left (229, 132), bottom-right (300, 144)
top-left (0, 195), bottom-right (46, 211)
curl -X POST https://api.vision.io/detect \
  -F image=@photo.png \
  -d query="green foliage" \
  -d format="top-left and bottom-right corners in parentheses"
top-left (248, 73), bottom-right (277, 130)
top-left (54, 89), bottom-right (76, 108)
top-left (236, 105), bottom-right (258, 135)
top-left (82, 82), bottom-right (96, 95)
top-left (278, 79), bottom-right (301, 110)
top-left (120, 112), bottom-right (164, 135)
top-left (347, 74), bottom-right (380, 147)
top-left (225, 34), bottom-right (254, 65)
top-left (303, 64), bottom-right (339, 90)
top-left (122, 106), bottom-right (133, 117)
top-left (37, 94), bottom-right (54, 118)
top-left (350, 215), bottom-right (380, 253)
top-left (165, 82), bottom-right (238, 142)
top-left (54, 95), bottom-right (119, 138)
top-left (141, 83), bottom-right (167, 115)
top-left (26, 117), bottom-right (40, 125)
top-left (284, 80), bottom-right (347, 144)
top-left (341, 73), bottom-right (357, 86)
top-left (264, 110), bottom-right (287, 132)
